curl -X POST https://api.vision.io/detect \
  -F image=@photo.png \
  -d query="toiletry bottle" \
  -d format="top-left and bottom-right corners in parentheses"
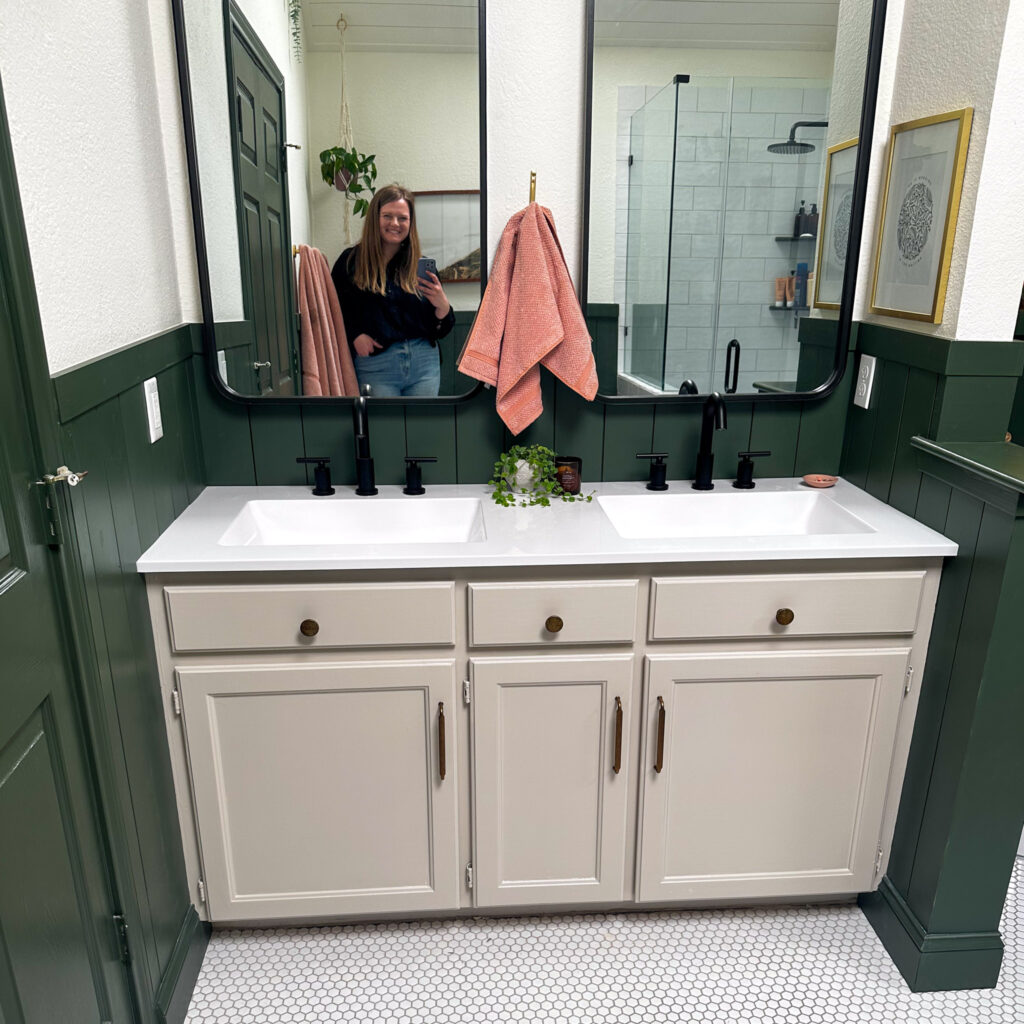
top-left (795, 262), bottom-right (809, 308)
top-left (806, 203), bottom-right (820, 238)
top-left (774, 278), bottom-right (786, 307)
top-left (794, 200), bottom-right (807, 238)
top-left (786, 271), bottom-right (796, 308)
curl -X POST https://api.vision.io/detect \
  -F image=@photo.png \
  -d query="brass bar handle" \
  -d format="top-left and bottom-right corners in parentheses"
top-left (438, 701), bottom-right (446, 781)
top-left (654, 696), bottom-right (666, 774)
top-left (613, 697), bottom-right (623, 774)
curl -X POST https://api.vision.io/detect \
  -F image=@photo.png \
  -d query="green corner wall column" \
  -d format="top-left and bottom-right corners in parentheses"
top-left (860, 439), bottom-right (1024, 991)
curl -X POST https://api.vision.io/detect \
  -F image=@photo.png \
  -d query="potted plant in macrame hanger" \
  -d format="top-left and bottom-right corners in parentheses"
top-left (318, 14), bottom-right (377, 219)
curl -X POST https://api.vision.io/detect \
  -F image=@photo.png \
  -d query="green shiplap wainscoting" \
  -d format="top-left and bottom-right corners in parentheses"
top-left (52, 324), bottom-right (210, 1024)
top-left (860, 440), bottom-right (1024, 992)
top-left (193, 313), bottom-right (856, 488)
top-left (840, 324), bottom-right (1024, 515)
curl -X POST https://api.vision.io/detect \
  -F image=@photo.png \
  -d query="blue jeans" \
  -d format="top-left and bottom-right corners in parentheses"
top-left (353, 338), bottom-right (441, 397)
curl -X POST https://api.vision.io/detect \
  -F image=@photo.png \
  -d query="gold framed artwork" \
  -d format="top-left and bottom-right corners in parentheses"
top-left (870, 107), bottom-right (973, 323)
top-left (814, 137), bottom-right (858, 311)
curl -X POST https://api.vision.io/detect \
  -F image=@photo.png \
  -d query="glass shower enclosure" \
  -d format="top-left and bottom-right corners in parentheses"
top-left (621, 75), bottom-right (830, 395)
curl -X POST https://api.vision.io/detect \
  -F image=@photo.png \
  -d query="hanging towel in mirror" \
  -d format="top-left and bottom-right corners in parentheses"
top-left (457, 203), bottom-right (598, 434)
top-left (297, 244), bottom-right (359, 396)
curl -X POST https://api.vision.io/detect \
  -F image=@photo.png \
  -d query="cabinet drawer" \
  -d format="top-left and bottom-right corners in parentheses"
top-left (165, 583), bottom-right (455, 652)
top-left (650, 571), bottom-right (925, 641)
top-left (468, 580), bottom-right (638, 646)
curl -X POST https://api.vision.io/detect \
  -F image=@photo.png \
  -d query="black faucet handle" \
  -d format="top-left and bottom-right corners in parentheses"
top-left (296, 456), bottom-right (335, 496)
top-left (733, 450), bottom-right (771, 490)
top-left (636, 452), bottom-right (669, 491)
top-left (403, 456), bottom-right (437, 496)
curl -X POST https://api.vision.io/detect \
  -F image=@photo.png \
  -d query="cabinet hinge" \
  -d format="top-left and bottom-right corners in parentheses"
top-left (904, 665), bottom-right (914, 697)
top-left (197, 878), bottom-right (207, 905)
top-left (112, 914), bottom-right (131, 965)
top-left (171, 689), bottom-right (182, 716)
top-left (463, 680), bottom-right (471, 705)
top-left (874, 845), bottom-right (885, 879)
top-left (465, 862), bottom-right (473, 890)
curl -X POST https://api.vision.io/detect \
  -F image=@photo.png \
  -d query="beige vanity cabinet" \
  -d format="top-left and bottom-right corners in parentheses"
top-left (469, 654), bottom-right (634, 907)
top-left (177, 659), bottom-right (459, 922)
top-left (636, 649), bottom-right (910, 903)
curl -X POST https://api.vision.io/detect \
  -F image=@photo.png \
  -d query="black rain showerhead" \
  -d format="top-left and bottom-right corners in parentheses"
top-left (767, 140), bottom-right (816, 155)
top-left (767, 120), bottom-right (828, 156)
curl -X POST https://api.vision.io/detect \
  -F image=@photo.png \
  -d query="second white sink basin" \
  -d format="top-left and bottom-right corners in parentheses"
top-left (597, 489), bottom-right (874, 539)
top-left (218, 497), bottom-right (486, 546)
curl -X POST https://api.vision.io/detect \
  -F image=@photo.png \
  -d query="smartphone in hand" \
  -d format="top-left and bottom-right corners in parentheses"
top-left (417, 257), bottom-right (438, 280)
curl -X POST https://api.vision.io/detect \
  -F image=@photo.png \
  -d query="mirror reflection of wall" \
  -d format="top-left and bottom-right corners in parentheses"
top-left (587, 0), bottom-right (871, 399)
top-left (183, 0), bottom-right (481, 399)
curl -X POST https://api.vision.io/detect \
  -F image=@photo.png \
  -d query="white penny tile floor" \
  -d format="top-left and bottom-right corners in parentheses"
top-left (186, 858), bottom-right (1022, 1023)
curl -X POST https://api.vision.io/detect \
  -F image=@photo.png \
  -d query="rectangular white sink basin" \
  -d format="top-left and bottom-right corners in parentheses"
top-left (597, 490), bottom-right (874, 539)
top-left (218, 497), bottom-right (486, 546)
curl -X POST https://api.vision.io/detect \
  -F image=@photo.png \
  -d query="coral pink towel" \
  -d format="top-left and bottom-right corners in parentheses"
top-left (296, 245), bottom-right (359, 397)
top-left (457, 203), bottom-right (597, 434)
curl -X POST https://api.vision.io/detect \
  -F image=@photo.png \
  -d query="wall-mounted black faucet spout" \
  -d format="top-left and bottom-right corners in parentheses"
top-left (352, 385), bottom-right (377, 495)
top-left (692, 392), bottom-right (727, 491)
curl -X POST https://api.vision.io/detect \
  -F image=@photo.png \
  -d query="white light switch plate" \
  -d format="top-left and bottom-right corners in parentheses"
top-left (854, 354), bottom-right (877, 409)
top-left (143, 377), bottom-right (163, 443)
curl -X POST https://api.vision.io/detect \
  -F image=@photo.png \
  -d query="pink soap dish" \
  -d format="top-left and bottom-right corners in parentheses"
top-left (802, 474), bottom-right (838, 488)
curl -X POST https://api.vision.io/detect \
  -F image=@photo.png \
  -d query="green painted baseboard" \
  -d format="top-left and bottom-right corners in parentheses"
top-left (859, 880), bottom-right (1003, 991)
top-left (155, 905), bottom-right (210, 1024)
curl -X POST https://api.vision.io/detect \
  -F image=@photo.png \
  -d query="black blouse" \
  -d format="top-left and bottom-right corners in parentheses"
top-left (331, 246), bottom-right (456, 354)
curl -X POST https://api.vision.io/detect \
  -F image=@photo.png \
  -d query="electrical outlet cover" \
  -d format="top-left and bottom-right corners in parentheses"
top-left (143, 376), bottom-right (163, 442)
top-left (854, 354), bottom-right (877, 409)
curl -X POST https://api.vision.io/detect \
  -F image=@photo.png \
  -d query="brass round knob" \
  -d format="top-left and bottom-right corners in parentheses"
top-left (545, 615), bottom-right (564, 634)
top-left (299, 618), bottom-right (320, 637)
top-left (775, 608), bottom-right (795, 626)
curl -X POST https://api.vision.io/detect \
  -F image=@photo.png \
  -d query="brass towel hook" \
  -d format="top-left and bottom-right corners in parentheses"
top-left (529, 170), bottom-right (537, 203)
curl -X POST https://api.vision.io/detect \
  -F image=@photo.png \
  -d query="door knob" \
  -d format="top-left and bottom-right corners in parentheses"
top-left (544, 615), bottom-right (564, 634)
top-left (776, 608), bottom-right (795, 626)
top-left (299, 618), bottom-right (320, 637)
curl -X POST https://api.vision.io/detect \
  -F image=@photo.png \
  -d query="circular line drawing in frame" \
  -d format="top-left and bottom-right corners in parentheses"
top-left (896, 175), bottom-right (934, 267)
top-left (832, 190), bottom-right (853, 266)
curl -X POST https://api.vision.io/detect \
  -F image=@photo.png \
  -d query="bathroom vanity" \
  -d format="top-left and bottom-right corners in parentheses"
top-left (138, 480), bottom-right (955, 925)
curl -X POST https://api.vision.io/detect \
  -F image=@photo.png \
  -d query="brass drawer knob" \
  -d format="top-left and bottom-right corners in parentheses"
top-left (545, 615), bottom-right (564, 634)
top-left (775, 608), bottom-right (795, 626)
top-left (299, 618), bottom-right (320, 637)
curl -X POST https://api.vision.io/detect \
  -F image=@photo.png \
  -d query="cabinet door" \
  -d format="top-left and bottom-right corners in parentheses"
top-left (178, 660), bottom-right (458, 920)
top-left (471, 655), bottom-right (634, 907)
top-left (638, 649), bottom-right (910, 902)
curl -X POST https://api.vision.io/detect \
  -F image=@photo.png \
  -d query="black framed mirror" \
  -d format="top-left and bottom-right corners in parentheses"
top-left (581, 0), bottom-right (886, 403)
top-left (172, 0), bottom-right (487, 404)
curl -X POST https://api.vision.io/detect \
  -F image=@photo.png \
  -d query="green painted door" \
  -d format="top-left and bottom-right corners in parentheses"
top-left (0, 235), bottom-right (135, 1022)
top-left (230, 17), bottom-right (296, 397)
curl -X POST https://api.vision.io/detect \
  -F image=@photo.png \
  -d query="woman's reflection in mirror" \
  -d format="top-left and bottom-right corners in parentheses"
top-left (331, 184), bottom-right (454, 397)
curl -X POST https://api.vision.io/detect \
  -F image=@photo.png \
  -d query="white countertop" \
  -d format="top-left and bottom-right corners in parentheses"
top-left (136, 478), bottom-right (957, 573)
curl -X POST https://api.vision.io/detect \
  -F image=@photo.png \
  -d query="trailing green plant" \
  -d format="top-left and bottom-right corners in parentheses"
top-left (319, 146), bottom-right (377, 216)
top-left (489, 444), bottom-right (593, 507)
top-left (287, 0), bottom-right (303, 63)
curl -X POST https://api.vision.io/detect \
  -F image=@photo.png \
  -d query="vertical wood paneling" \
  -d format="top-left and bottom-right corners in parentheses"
top-left (748, 404), bottom-right (801, 478)
top-left (369, 406), bottom-right (409, 486)
top-left (864, 362), bottom-right (909, 501)
top-left (553, 386), bottom-right (606, 483)
top-left (403, 405), bottom-right (458, 486)
top-left (887, 367), bottom-right (939, 516)
top-left (602, 407), bottom-right (655, 480)
top-left (192, 355), bottom-right (257, 485)
top-left (455, 390), bottom-right (506, 483)
top-left (250, 406), bottom-right (305, 485)
top-left (300, 402), bottom-right (357, 487)
top-left (885, 478), bottom-right (970, 895)
top-left (793, 353), bottom-right (853, 476)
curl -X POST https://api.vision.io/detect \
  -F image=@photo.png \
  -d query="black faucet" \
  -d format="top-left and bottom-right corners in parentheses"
top-left (692, 392), bottom-right (727, 491)
top-left (352, 385), bottom-right (378, 496)
top-left (296, 456), bottom-right (334, 496)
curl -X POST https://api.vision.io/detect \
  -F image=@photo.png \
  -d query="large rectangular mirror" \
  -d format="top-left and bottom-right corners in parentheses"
top-left (583, 0), bottom-right (877, 399)
top-left (179, 0), bottom-right (484, 401)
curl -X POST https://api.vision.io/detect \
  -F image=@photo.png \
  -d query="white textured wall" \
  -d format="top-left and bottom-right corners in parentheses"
top-left (306, 49), bottom-right (480, 309)
top-left (486, 0), bottom-right (586, 285)
top-left (0, 0), bottom-right (198, 373)
top-left (860, 0), bottom-right (1014, 339)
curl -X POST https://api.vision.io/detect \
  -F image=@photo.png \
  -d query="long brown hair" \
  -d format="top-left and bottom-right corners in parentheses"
top-left (353, 184), bottom-right (422, 296)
